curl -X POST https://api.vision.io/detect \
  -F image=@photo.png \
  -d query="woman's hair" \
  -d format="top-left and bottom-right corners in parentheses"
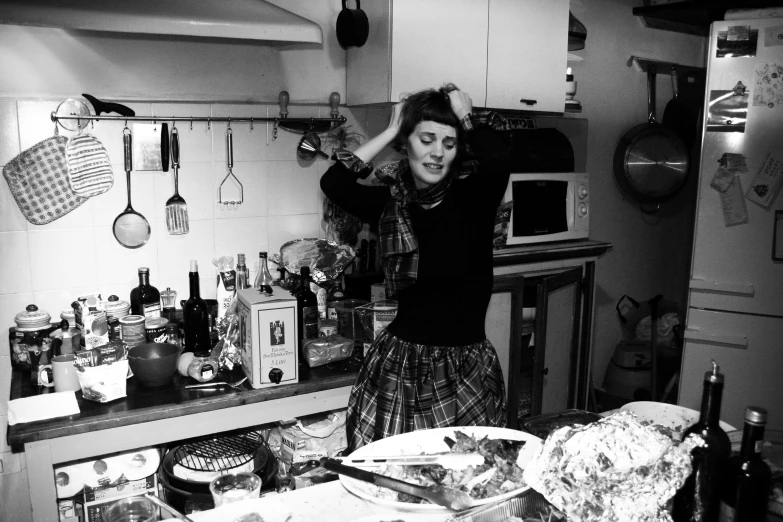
top-left (392, 83), bottom-right (466, 157)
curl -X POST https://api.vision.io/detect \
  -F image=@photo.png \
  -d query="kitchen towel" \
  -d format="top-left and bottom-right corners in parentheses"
top-left (65, 133), bottom-right (114, 197)
top-left (7, 391), bottom-right (80, 425)
top-left (2, 135), bottom-right (87, 225)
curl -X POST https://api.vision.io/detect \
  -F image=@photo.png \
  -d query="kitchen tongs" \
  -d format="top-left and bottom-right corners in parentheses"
top-left (334, 452), bottom-right (484, 470)
top-left (320, 457), bottom-right (474, 510)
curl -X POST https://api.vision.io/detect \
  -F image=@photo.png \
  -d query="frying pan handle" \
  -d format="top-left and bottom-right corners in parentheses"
top-left (171, 127), bottom-right (180, 169)
top-left (123, 131), bottom-right (133, 172)
top-left (670, 66), bottom-right (679, 99)
top-left (161, 123), bottom-right (169, 172)
top-left (647, 65), bottom-right (657, 124)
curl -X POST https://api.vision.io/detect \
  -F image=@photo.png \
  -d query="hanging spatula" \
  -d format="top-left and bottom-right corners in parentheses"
top-left (165, 127), bottom-right (189, 235)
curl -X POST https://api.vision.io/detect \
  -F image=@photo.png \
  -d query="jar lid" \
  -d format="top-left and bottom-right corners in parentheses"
top-left (104, 295), bottom-right (131, 317)
top-left (15, 304), bottom-right (52, 331)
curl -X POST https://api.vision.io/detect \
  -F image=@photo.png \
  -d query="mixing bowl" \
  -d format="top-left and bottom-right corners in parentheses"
top-left (128, 343), bottom-right (179, 387)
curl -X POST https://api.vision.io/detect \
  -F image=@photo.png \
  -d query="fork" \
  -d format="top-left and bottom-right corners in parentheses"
top-left (185, 376), bottom-right (247, 390)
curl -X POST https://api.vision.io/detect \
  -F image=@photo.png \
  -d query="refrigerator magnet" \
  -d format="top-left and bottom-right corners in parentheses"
top-left (707, 88), bottom-right (749, 132)
top-left (753, 63), bottom-right (783, 108)
top-left (774, 211), bottom-right (783, 261)
top-left (720, 175), bottom-right (749, 227)
top-left (717, 26), bottom-right (758, 58)
top-left (745, 150), bottom-right (783, 209)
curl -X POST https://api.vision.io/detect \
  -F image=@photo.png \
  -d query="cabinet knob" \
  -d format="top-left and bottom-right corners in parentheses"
top-left (542, 367), bottom-right (549, 376)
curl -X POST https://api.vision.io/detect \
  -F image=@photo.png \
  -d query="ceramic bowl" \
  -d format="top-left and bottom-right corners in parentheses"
top-left (128, 343), bottom-right (179, 387)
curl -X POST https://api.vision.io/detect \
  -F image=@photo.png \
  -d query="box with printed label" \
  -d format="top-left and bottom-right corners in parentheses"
top-left (237, 288), bottom-right (299, 389)
top-left (81, 474), bottom-right (157, 522)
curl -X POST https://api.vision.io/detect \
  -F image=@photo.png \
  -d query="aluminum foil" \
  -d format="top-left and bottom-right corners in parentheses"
top-left (279, 238), bottom-right (355, 283)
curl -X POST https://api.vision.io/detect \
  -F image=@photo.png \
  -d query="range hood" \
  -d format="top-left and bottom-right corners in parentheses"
top-left (0, 0), bottom-right (323, 44)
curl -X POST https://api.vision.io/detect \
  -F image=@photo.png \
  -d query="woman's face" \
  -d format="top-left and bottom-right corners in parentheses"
top-left (405, 121), bottom-right (458, 190)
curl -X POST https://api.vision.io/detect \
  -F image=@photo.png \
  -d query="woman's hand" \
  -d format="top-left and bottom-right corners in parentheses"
top-left (448, 89), bottom-right (472, 121)
top-left (387, 101), bottom-right (404, 135)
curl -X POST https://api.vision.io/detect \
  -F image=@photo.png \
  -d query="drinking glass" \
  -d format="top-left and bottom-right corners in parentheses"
top-left (209, 472), bottom-right (262, 507)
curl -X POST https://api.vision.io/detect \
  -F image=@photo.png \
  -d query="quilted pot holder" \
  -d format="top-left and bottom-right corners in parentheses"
top-left (2, 135), bottom-right (87, 225)
top-left (65, 133), bottom-right (114, 197)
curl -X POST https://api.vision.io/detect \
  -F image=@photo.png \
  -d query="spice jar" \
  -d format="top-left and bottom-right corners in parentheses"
top-left (104, 295), bottom-right (131, 342)
top-left (187, 355), bottom-right (219, 382)
top-left (12, 304), bottom-right (55, 384)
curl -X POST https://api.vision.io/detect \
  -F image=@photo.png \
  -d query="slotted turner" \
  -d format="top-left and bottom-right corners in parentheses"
top-left (165, 126), bottom-right (189, 234)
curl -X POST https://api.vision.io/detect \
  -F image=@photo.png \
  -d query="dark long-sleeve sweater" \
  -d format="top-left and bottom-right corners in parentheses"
top-left (321, 125), bottom-right (511, 346)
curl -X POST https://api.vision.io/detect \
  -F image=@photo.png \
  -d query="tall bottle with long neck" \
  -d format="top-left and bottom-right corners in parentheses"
top-left (130, 267), bottom-right (161, 318)
top-left (254, 252), bottom-right (274, 294)
top-left (719, 406), bottom-right (772, 522)
top-left (236, 253), bottom-right (250, 290)
top-left (672, 361), bottom-right (732, 522)
top-left (296, 267), bottom-right (319, 344)
top-left (183, 260), bottom-right (211, 354)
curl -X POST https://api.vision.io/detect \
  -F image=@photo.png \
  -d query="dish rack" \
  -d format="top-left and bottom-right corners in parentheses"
top-left (172, 428), bottom-right (266, 472)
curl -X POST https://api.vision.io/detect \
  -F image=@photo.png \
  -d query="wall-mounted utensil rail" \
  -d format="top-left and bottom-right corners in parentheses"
top-left (51, 91), bottom-right (346, 135)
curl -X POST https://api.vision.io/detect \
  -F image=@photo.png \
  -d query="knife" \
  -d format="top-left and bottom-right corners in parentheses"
top-left (334, 452), bottom-right (485, 470)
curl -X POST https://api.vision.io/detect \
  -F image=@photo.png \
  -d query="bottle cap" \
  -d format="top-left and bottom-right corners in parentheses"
top-left (259, 252), bottom-right (268, 258)
top-left (138, 267), bottom-right (149, 274)
top-left (238, 253), bottom-right (246, 262)
top-left (704, 360), bottom-right (724, 384)
top-left (566, 67), bottom-right (574, 81)
top-left (190, 260), bottom-right (198, 272)
top-left (744, 406), bottom-right (768, 425)
top-left (301, 266), bottom-right (310, 277)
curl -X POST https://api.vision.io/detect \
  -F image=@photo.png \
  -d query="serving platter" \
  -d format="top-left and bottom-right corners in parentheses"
top-left (338, 426), bottom-right (542, 513)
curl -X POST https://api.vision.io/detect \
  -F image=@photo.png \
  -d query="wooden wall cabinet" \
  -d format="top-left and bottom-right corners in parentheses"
top-left (486, 240), bottom-right (610, 429)
top-left (346, 0), bottom-right (569, 113)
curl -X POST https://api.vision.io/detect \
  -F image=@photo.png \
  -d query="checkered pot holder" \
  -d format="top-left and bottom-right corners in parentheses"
top-left (2, 135), bottom-right (87, 225)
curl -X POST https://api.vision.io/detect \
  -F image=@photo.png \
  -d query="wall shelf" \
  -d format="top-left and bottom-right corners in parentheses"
top-left (627, 56), bottom-right (706, 79)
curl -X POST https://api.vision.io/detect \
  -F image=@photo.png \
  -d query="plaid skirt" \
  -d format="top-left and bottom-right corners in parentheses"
top-left (346, 330), bottom-right (507, 450)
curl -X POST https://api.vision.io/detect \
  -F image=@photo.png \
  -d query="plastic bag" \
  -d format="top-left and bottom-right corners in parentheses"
top-left (278, 410), bottom-right (347, 466)
top-left (635, 312), bottom-right (680, 350)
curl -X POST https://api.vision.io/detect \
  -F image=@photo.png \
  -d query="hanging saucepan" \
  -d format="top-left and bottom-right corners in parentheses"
top-left (336, 0), bottom-right (369, 49)
top-left (613, 66), bottom-right (689, 213)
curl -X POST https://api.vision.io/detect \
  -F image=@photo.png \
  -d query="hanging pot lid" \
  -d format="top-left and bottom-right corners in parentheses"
top-left (15, 304), bottom-right (52, 332)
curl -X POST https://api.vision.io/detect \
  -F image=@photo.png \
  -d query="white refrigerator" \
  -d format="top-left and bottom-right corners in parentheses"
top-left (679, 17), bottom-right (783, 432)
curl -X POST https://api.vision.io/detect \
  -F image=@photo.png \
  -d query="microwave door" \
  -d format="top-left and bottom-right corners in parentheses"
top-left (510, 179), bottom-right (569, 238)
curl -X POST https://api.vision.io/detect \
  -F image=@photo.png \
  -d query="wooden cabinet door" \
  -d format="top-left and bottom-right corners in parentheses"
top-left (485, 0), bottom-right (569, 112)
top-left (534, 267), bottom-right (582, 414)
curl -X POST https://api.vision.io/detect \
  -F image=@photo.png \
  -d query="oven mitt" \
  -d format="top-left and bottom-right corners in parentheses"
top-left (65, 133), bottom-right (114, 197)
top-left (2, 135), bottom-right (87, 225)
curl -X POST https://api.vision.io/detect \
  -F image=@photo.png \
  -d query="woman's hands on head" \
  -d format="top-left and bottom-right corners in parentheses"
top-left (387, 101), bottom-right (405, 135)
top-left (448, 89), bottom-right (472, 121)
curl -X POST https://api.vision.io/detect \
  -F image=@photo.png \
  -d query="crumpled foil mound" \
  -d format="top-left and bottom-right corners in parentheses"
top-left (279, 238), bottom-right (355, 283)
top-left (522, 411), bottom-right (704, 522)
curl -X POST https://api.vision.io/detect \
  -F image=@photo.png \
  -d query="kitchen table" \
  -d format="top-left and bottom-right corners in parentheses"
top-left (6, 361), bottom-right (359, 522)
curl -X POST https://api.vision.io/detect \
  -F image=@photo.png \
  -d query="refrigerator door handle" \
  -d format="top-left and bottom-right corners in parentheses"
top-left (689, 278), bottom-right (754, 296)
top-left (684, 328), bottom-right (748, 349)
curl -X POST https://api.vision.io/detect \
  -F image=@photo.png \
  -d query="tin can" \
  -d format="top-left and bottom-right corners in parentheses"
top-left (105, 295), bottom-right (130, 342)
top-left (145, 317), bottom-right (169, 344)
top-left (318, 319), bottom-right (338, 337)
top-left (119, 315), bottom-right (146, 348)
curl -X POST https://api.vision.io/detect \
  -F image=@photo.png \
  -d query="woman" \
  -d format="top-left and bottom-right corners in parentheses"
top-left (320, 84), bottom-right (511, 450)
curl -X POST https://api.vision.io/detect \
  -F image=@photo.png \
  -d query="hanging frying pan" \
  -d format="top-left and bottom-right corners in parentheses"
top-left (613, 65), bottom-right (689, 213)
top-left (336, 0), bottom-right (369, 49)
top-left (113, 127), bottom-right (151, 248)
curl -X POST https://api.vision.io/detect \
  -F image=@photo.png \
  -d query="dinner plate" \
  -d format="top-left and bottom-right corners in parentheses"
top-left (338, 426), bottom-right (543, 513)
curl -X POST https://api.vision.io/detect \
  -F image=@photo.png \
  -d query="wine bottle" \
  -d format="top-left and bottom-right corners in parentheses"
top-left (672, 361), bottom-right (732, 522)
top-left (719, 406), bottom-right (771, 522)
top-left (236, 253), bottom-right (250, 290)
top-left (296, 267), bottom-right (319, 344)
top-left (130, 267), bottom-right (161, 318)
top-left (183, 261), bottom-right (211, 354)
top-left (326, 278), bottom-right (346, 320)
top-left (254, 252), bottom-right (274, 295)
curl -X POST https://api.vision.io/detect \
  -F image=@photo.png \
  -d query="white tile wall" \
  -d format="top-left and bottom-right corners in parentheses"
top-left (0, 96), bottom-right (386, 521)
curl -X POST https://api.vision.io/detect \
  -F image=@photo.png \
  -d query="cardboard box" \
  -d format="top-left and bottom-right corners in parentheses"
top-left (81, 474), bottom-right (157, 522)
top-left (237, 288), bottom-right (299, 389)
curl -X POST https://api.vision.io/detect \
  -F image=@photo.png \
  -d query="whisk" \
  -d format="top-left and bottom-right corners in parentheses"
top-left (219, 127), bottom-right (243, 210)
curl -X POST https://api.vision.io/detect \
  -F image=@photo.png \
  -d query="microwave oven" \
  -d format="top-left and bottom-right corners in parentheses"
top-left (501, 172), bottom-right (589, 246)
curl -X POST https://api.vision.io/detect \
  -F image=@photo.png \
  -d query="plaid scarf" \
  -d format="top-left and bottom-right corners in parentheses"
top-left (376, 159), bottom-right (453, 298)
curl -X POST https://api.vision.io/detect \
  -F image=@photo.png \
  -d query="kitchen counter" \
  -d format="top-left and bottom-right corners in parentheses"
top-left (492, 239), bottom-right (612, 268)
top-left (6, 360), bottom-right (359, 522)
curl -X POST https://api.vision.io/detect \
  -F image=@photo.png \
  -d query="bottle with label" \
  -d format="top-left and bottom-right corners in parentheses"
top-left (314, 282), bottom-right (327, 319)
top-left (326, 278), bottom-right (346, 320)
top-left (296, 267), bottom-right (319, 344)
top-left (183, 261), bottom-right (212, 354)
top-left (672, 361), bottom-right (732, 522)
top-left (130, 267), bottom-right (161, 318)
top-left (236, 253), bottom-right (250, 290)
top-left (719, 406), bottom-right (771, 522)
top-left (254, 252), bottom-right (275, 295)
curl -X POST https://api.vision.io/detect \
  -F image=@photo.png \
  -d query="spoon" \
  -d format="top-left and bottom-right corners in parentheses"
top-left (320, 457), bottom-right (474, 510)
top-left (185, 376), bottom-right (247, 390)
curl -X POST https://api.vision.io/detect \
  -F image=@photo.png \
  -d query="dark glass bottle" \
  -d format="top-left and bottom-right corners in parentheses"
top-left (719, 406), bottom-right (771, 522)
top-left (672, 361), bottom-right (732, 522)
top-left (326, 278), bottom-right (346, 321)
top-left (130, 267), bottom-right (161, 318)
top-left (183, 261), bottom-right (211, 354)
top-left (236, 253), bottom-right (250, 290)
top-left (296, 267), bottom-right (319, 344)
